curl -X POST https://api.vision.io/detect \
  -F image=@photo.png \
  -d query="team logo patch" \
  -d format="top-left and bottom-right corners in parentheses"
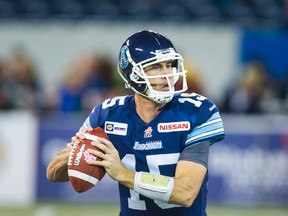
top-left (158, 121), bottom-right (191, 132)
top-left (105, 121), bottom-right (128, 136)
top-left (119, 45), bottom-right (129, 69)
top-left (144, 127), bottom-right (153, 138)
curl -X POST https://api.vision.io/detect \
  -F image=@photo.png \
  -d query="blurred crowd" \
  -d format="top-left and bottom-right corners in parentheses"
top-left (0, 48), bottom-right (128, 113)
top-left (46, 53), bottom-right (127, 113)
top-left (0, 48), bottom-right (287, 114)
top-left (0, 48), bottom-right (43, 110)
top-left (221, 60), bottom-right (288, 114)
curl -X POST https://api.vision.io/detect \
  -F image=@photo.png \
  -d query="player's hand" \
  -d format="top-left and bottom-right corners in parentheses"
top-left (67, 128), bottom-right (92, 150)
top-left (86, 138), bottom-right (125, 181)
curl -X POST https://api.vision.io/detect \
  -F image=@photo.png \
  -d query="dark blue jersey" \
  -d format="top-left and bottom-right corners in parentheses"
top-left (79, 93), bottom-right (225, 216)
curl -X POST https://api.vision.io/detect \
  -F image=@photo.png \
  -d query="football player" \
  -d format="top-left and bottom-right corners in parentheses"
top-left (47, 30), bottom-right (225, 216)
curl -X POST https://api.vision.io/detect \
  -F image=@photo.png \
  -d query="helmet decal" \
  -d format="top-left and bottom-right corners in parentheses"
top-left (119, 45), bottom-right (129, 69)
top-left (155, 48), bottom-right (175, 55)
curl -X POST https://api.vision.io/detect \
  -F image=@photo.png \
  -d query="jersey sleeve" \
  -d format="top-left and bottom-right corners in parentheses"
top-left (79, 95), bottom-right (130, 133)
top-left (179, 142), bottom-right (210, 167)
top-left (79, 102), bottom-right (109, 133)
top-left (185, 98), bottom-right (225, 148)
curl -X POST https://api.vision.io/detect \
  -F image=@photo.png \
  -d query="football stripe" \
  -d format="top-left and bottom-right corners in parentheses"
top-left (68, 169), bottom-right (99, 185)
top-left (84, 133), bottom-right (99, 142)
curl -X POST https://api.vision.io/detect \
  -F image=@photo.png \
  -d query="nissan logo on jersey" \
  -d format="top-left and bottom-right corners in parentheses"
top-left (157, 121), bottom-right (191, 132)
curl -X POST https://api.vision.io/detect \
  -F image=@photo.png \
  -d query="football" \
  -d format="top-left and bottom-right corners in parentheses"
top-left (67, 127), bottom-right (107, 193)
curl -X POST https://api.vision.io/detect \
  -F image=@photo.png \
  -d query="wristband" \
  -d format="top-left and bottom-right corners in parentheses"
top-left (134, 171), bottom-right (174, 203)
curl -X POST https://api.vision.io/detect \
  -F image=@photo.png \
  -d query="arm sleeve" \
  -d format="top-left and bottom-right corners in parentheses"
top-left (79, 103), bottom-right (108, 132)
top-left (178, 142), bottom-right (210, 168)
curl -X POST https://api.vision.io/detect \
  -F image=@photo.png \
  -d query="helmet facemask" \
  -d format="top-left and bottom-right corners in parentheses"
top-left (122, 49), bottom-right (188, 104)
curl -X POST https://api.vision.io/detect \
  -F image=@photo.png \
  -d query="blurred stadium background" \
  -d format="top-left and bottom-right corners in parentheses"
top-left (0, 0), bottom-right (288, 215)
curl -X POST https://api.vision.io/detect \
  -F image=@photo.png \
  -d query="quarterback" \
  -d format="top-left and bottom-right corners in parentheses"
top-left (47, 30), bottom-right (225, 216)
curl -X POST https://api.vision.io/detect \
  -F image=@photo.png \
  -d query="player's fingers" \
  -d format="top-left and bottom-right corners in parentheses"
top-left (75, 132), bottom-right (85, 139)
top-left (67, 142), bottom-right (73, 150)
top-left (86, 159), bottom-right (110, 169)
top-left (86, 159), bottom-right (100, 166)
top-left (71, 136), bottom-right (81, 144)
top-left (91, 141), bottom-right (110, 154)
top-left (86, 151), bottom-right (115, 172)
top-left (87, 148), bottom-right (108, 160)
top-left (84, 127), bottom-right (93, 133)
top-left (97, 137), bottom-right (114, 149)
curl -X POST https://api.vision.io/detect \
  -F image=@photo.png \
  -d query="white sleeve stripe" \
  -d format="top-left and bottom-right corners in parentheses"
top-left (190, 121), bottom-right (223, 138)
top-left (185, 128), bottom-right (224, 144)
top-left (84, 122), bottom-right (90, 128)
top-left (198, 118), bottom-right (222, 128)
top-left (80, 120), bottom-right (92, 133)
top-left (68, 170), bottom-right (99, 185)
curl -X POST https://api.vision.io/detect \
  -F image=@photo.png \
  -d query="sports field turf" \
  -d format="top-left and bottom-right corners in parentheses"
top-left (0, 202), bottom-right (287, 216)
